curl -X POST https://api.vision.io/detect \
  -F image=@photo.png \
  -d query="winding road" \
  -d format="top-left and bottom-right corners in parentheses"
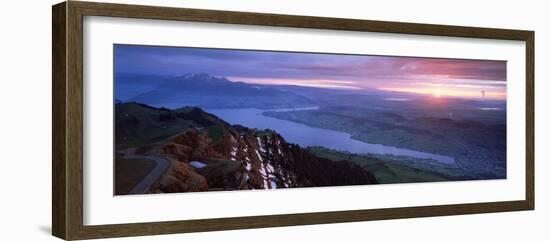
top-left (124, 148), bottom-right (171, 195)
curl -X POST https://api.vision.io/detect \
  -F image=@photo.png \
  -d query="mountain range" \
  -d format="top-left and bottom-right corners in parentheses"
top-left (126, 73), bottom-right (315, 109)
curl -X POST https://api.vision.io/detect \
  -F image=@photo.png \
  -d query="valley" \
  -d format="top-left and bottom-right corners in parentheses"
top-left (263, 102), bottom-right (506, 179)
top-left (114, 73), bottom-right (507, 194)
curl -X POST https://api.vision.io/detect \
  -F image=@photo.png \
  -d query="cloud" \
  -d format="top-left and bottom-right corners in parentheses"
top-left (114, 44), bottom-right (506, 94)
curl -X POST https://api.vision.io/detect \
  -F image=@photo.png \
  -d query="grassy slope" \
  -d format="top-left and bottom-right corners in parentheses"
top-left (308, 147), bottom-right (458, 184)
top-left (115, 155), bottom-right (157, 195)
top-left (194, 159), bottom-right (241, 191)
top-left (115, 102), bottom-right (231, 149)
top-left (115, 103), bottom-right (194, 149)
top-left (206, 124), bottom-right (225, 143)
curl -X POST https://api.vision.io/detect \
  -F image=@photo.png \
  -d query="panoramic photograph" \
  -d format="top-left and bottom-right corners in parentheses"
top-left (113, 44), bottom-right (507, 195)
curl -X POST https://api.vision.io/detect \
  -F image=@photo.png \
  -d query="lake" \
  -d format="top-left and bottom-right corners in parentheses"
top-left (206, 108), bottom-right (455, 164)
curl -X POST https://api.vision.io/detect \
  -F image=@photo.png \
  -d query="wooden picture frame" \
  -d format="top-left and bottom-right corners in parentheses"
top-left (52, 1), bottom-right (534, 240)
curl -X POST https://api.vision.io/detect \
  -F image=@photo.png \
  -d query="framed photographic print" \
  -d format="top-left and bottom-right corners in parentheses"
top-left (52, 1), bottom-right (534, 240)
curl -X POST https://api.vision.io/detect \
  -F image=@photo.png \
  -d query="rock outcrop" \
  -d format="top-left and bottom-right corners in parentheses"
top-left (116, 102), bottom-right (377, 194)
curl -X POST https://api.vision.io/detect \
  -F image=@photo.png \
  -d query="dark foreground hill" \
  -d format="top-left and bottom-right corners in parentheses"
top-left (115, 102), bottom-right (377, 194)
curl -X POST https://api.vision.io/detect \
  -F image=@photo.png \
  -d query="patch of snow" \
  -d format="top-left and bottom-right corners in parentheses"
top-left (255, 150), bottom-right (263, 162)
top-left (245, 163), bottom-right (252, 171)
top-left (190, 161), bottom-right (207, 168)
top-left (270, 180), bottom-right (277, 189)
top-left (266, 163), bottom-right (275, 173)
top-left (257, 137), bottom-right (267, 153)
top-left (230, 146), bottom-right (238, 161)
top-left (259, 162), bottom-right (267, 177)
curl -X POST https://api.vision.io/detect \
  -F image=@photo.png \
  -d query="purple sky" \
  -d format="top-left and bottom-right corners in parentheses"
top-left (115, 44), bottom-right (507, 99)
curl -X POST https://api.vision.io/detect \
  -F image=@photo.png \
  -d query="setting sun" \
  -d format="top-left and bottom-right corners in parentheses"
top-left (378, 86), bottom-right (506, 100)
top-left (433, 87), bottom-right (441, 98)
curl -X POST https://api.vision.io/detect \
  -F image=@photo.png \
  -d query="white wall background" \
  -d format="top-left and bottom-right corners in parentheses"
top-left (0, 0), bottom-right (547, 240)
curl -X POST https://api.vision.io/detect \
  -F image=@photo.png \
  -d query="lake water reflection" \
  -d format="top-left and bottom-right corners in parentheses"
top-left (206, 108), bottom-right (456, 164)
